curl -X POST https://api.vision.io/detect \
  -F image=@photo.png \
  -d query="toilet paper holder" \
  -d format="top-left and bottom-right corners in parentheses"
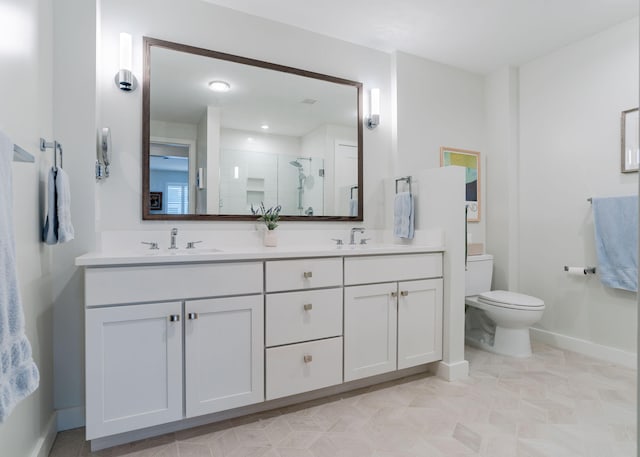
top-left (564, 266), bottom-right (597, 275)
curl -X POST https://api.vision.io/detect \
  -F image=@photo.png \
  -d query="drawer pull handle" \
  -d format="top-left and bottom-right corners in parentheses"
top-left (303, 271), bottom-right (313, 279)
top-left (400, 291), bottom-right (409, 297)
top-left (188, 312), bottom-right (199, 320)
top-left (390, 292), bottom-right (398, 298)
top-left (169, 314), bottom-right (180, 322)
top-left (303, 354), bottom-right (313, 363)
top-left (303, 303), bottom-right (313, 311)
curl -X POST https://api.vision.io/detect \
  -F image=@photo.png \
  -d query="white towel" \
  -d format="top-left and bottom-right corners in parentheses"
top-left (349, 199), bottom-right (358, 217)
top-left (0, 130), bottom-right (40, 422)
top-left (42, 168), bottom-right (58, 245)
top-left (55, 168), bottom-right (74, 243)
top-left (393, 191), bottom-right (414, 239)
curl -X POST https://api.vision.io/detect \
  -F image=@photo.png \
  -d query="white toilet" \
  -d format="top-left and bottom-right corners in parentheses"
top-left (465, 254), bottom-right (545, 357)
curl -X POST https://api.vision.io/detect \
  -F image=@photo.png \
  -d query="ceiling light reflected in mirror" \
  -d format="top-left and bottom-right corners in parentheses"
top-left (208, 80), bottom-right (231, 92)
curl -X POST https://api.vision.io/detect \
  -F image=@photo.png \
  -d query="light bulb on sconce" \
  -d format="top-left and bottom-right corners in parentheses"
top-left (115, 32), bottom-right (137, 91)
top-left (366, 88), bottom-right (380, 129)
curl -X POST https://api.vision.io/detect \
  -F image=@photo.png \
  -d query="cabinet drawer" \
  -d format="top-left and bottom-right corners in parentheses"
top-left (265, 258), bottom-right (342, 292)
top-left (266, 288), bottom-right (342, 347)
top-left (85, 262), bottom-right (263, 306)
top-left (344, 253), bottom-right (442, 285)
top-left (266, 337), bottom-right (342, 400)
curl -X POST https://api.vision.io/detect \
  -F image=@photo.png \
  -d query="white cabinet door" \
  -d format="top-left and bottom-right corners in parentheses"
top-left (85, 302), bottom-right (183, 440)
top-left (185, 295), bottom-right (264, 418)
top-left (397, 279), bottom-right (443, 369)
top-left (344, 282), bottom-right (397, 381)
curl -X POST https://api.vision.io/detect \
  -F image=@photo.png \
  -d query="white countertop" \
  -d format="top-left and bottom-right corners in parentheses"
top-left (75, 243), bottom-right (445, 267)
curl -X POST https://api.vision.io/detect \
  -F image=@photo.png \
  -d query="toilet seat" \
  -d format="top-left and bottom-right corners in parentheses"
top-left (477, 290), bottom-right (545, 311)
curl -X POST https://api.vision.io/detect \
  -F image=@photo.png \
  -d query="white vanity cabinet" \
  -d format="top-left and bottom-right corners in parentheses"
top-left (79, 247), bottom-right (447, 448)
top-left (264, 258), bottom-right (343, 400)
top-left (344, 254), bottom-right (443, 382)
top-left (84, 261), bottom-right (263, 440)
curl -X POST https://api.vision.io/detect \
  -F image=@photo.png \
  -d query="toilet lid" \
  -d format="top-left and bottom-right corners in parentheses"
top-left (478, 290), bottom-right (545, 308)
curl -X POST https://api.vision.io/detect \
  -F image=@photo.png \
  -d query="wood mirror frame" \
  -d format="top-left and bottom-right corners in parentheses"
top-left (142, 37), bottom-right (363, 221)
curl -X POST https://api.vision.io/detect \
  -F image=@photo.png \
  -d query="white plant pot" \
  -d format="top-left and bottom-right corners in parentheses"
top-left (264, 230), bottom-right (278, 247)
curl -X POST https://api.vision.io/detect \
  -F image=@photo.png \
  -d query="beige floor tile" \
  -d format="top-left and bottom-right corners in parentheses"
top-left (48, 344), bottom-right (637, 457)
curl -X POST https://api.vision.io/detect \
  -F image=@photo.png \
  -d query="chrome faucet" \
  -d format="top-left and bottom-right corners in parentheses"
top-left (349, 227), bottom-right (365, 245)
top-left (169, 228), bottom-right (178, 249)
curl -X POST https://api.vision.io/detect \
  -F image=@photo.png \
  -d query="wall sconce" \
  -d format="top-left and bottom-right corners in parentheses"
top-left (366, 88), bottom-right (380, 129)
top-left (115, 32), bottom-right (137, 91)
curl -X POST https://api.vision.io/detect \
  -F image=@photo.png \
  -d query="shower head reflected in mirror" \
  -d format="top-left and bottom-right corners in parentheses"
top-left (289, 160), bottom-right (303, 168)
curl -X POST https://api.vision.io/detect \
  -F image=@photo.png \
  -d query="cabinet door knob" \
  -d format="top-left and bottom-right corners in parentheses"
top-left (303, 271), bottom-right (313, 279)
top-left (303, 354), bottom-right (313, 363)
top-left (169, 314), bottom-right (180, 322)
top-left (400, 290), bottom-right (409, 297)
top-left (188, 312), bottom-right (199, 320)
top-left (390, 291), bottom-right (398, 298)
top-left (303, 303), bottom-right (313, 311)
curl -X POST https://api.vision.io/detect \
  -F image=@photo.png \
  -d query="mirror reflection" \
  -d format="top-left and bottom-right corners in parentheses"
top-left (143, 38), bottom-right (362, 220)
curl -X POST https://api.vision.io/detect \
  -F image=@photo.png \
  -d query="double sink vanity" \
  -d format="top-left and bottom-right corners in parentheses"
top-left (76, 235), bottom-right (445, 448)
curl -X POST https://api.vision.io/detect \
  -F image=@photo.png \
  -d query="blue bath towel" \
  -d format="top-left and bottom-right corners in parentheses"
top-left (0, 130), bottom-right (40, 422)
top-left (393, 191), bottom-right (414, 239)
top-left (592, 196), bottom-right (638, 292)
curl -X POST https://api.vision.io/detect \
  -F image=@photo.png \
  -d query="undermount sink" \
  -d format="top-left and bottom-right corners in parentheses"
top-left (181, 248), bottom-right (223, 255)
top-left (142, 247), bottom-right (223, 256)
top-left (337, 243), bottom-right (411, 250)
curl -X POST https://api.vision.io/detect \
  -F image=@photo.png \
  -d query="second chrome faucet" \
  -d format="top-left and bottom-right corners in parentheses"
top-left (349, 227), bottom-right (365, 245)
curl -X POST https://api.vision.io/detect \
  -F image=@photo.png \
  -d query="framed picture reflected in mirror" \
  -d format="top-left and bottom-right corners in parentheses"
top-left (149, 192), bottom-right (163, 211)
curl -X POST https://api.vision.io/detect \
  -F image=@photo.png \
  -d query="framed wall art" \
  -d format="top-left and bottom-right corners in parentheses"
top-left (440, 147), bottom-right (481, 222)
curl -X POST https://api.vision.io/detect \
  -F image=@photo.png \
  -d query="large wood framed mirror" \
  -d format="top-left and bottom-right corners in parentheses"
top-left (142, 37), bottom-right (363, 221)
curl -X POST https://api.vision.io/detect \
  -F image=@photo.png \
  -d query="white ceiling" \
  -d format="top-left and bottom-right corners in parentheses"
top-left (201, 0), bottom-right (639, 74)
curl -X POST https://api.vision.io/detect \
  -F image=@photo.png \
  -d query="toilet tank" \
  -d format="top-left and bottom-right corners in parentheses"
top-left (465, 254), bottom-right (493, 296)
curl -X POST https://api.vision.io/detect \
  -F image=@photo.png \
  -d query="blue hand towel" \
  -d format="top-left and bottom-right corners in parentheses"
top-left (0, 130), bottom-right (40, 422)
top-left (592, 196), bottom-right (638, 292)
top-left (349, 199), bottom-right (358, 217)
top-left (55, 168), bottom-right (74, 243)
top-left (42, 168), bottom-right (58, 245)
top-left (393, 191), bottom-right (414, 239)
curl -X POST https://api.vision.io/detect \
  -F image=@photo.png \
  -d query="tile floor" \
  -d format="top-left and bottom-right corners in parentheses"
top-left (48, 343), bottom-right (637, 457)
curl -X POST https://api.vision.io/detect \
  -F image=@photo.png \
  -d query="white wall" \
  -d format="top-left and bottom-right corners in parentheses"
top-left (51, 0), bottom-right (98, 430)
top-left (392, 51), bottom-right (487, 245)
top-left (518, 18), bottom-right (639, 356)
top-left (0, 0), bottom-right (56, 456)
top-left (485, 66), bottom-right (520, 291)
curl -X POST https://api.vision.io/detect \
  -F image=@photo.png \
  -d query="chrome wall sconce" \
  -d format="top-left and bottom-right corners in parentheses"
top-left (366, 88), bottom-right (380, 129)
top-left (115, 32), bottom-right (137, 91)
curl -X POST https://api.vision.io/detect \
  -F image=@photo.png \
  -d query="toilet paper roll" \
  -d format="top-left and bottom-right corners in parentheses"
top-left (565, 267), bottom-right (587, 276)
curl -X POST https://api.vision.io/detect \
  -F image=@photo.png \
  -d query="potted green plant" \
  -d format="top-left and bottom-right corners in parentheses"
top-left (252, 202), bottom-right (282, 246)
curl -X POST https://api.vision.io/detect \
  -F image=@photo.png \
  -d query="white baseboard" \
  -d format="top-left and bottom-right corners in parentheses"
top-left (56, 406), bottom-right (85, 431)
top-left (530, 327), bottom-right (637, 369)
top-left (435, 360), bottom-right (469, 381)
top-left (30, 412), bottom-right (58, 457)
